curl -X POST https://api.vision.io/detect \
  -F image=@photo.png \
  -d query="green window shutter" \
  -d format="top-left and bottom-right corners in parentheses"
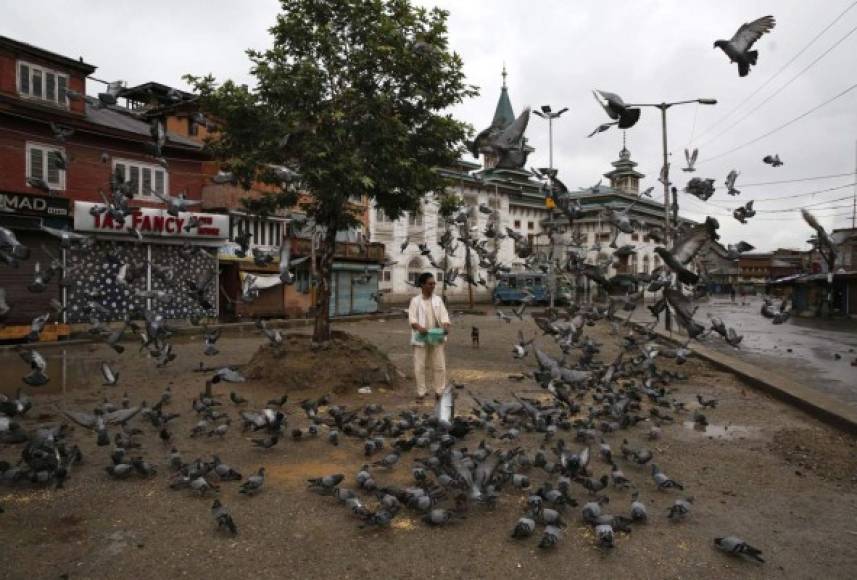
top-left (129, 166), bottom-right (140, 195)
top-left (46, 73), bottom-right (56, 101)
top-left (19, 63), bottom-right (29, 94)
top-left (154, 169), bottom-right (165, 194)
top-left (29, 147), bottom-right (44, 180)
top-left (46, 151), bottom-right (60, 185)
top-left (32, 69), bottom-right (42, 98)
top-left (142, 167), bottom-right (152, 194)
top-left (57, 76), bottom-right (67, 105)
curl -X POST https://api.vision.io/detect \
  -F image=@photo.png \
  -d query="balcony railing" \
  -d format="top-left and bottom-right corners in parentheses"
top-left (291, 237), bottom-right (385, 262)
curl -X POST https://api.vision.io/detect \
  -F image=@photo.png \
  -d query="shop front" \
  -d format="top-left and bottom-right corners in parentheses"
top-left (0, 190), bottom-right (70, 334)
top-left (69, 201), bottom-right (228, 323)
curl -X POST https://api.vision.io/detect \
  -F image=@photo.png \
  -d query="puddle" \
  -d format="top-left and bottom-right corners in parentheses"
top-left (0, 347), bottom-right (107, 397)
top-left (682, 421), bottom-right (759, 440)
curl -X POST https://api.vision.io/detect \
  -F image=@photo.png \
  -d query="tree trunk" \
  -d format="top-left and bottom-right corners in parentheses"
top-left (313, 225), bottom-right (338, 342)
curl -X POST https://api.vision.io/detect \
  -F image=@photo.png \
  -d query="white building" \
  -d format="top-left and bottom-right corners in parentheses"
top-left (368, 70), bottom-right (683, 303)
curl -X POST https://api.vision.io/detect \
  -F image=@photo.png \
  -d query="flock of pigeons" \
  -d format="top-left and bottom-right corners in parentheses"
top-left (0, 10), bottom-right (847, 570)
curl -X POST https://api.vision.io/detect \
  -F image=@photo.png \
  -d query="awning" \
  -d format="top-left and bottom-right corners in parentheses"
top-left (239, 271), bottom-right (283, 290)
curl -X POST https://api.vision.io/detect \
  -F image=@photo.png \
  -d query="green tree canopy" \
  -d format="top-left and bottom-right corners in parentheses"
top-left (185, 0), bottom-right (477, 339)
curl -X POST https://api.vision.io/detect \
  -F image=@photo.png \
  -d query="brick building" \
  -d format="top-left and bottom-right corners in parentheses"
top-left (0, 36), bottom-right (226, 333)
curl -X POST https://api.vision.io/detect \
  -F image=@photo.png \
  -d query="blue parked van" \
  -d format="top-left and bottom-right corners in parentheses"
top-left (492, 272), bottom-right (550, 304)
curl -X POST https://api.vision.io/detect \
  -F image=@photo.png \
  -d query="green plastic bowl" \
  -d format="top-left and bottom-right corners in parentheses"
top-left (421, 328), bottom-right (446, 345)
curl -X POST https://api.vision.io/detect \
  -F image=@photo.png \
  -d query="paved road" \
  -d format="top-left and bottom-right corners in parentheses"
top-left (640, 296), bottom-right (857, 409)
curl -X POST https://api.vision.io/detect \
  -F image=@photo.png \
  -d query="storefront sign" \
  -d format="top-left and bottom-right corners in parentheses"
top-left (74, 202), bottom-right (228, 239)
top-left (0, 191), bottom-right (69, 217)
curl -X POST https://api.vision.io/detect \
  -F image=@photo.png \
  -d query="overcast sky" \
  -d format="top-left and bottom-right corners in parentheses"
top-left (5, 0), bottom-right (857, 251)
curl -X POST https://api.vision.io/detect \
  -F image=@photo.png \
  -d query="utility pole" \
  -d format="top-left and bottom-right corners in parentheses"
top-left (533, 105), bottom-right (568, 310)
top-left (625, 98), bottom-right (717, 333)
top-left (852, 139), bottom-right (856, 229)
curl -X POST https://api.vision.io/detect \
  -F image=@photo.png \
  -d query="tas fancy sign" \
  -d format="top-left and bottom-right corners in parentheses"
top-left (73, 201), bottom-right (228, 239)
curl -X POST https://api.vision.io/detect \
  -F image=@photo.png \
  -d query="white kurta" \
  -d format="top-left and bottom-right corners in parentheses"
top-left (408, 293), bottom-right (451, 396)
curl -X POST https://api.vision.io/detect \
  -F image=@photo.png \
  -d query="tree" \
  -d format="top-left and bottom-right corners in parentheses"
top-left (186, 0), bottom-right (476, 341)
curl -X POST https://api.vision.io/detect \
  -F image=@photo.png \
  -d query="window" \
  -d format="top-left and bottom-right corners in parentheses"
top-left (631, 233), bottom-right (639, 241)
top-left (26, 142), bottom-right (66, 190)
top-left (408, 210), bottom-right (423, 227)
top-left (17, 61), bottom-right (69, 108)
top-left (375, 208), bottom-right (393, 224)
top-left (598, 232), bottom-right (611, 242)
top-left (381, 270), bottom-right (391, 282)
top-left (514, 220), bottom-right (521, 228)
top-left (188, 117), bottom-right (198, 136)
top-left (527, 221), bottom-right (534, 230)
top-left (436, 271), bottom-right (444, 282)
top-left (112, 158), bottom-right (167, 197)
top-left (408, 271), bottom-right (418, 284)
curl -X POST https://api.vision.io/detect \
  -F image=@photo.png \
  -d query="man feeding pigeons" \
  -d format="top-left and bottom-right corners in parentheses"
top-left (408, 272), bottom-right (451, 405)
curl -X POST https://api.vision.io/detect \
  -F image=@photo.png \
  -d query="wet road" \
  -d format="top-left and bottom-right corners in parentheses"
top-left (643, 296), bottom-right (857, 409)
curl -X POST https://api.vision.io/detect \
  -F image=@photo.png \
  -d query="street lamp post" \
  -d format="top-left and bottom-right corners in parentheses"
top-left (624, 99), bottom-right (717, 244)
top-left (625, 98), bottom-right (716, 331)
top-left (533, 105), bottom-right (568, 310)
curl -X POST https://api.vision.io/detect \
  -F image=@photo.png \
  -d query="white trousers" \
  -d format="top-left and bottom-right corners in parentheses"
top-left (413, 344), bottom-right (446, 397)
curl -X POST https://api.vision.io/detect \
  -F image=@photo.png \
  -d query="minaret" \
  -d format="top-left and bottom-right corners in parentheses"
top-left (603, 132), bottom-right (645, 195)
top-left (483, 65), bottom-right (516, 169)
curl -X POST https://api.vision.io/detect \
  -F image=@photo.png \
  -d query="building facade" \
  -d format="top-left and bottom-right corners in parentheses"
top-left (0, 36), bottom-right (226, 334)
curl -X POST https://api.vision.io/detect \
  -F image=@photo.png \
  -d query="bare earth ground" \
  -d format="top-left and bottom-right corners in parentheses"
top-left (1, 313), bottom-right (857, 580)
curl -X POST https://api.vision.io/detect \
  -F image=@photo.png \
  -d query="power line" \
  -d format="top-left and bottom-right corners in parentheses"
top-left (692, 0), bottom-right (857, 143)
top-left (698, 81), bottom-right (857, 165)
top-left (736, 171), bottom-right (857, 187)
top-left (697, 19), bottom-right (857, 149)
top-left (703, 194), bottom-right (855, 212)
top-left (707, 182), bottom-right (855, 203)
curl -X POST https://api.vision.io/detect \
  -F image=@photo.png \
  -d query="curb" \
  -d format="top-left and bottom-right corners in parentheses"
top-left (637, 323), bottom-right (857, 436)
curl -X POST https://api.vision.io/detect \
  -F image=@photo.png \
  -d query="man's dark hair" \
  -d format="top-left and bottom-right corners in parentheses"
top-left (417, 272), bottom-right (434, 286)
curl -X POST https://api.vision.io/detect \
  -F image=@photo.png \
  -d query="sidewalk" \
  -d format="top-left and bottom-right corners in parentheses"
top-left (643, 323), bottom-right (857, 435)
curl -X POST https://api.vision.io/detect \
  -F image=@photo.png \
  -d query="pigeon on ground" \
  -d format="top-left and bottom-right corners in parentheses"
top-left (668, 497), bottom-right (694, 520)
top-left (714, 16), bottom-right (776, 77)
top-left (652, 464), bottom-right (684, 491)
top-left (538, 525), bottom-right (562, 549)
top-left (511, 517), bottom-right (536, 538)
top-left (714, 536), bottom-right (765, 563)
top-left (17, 347), bottom-right (49, 386)
top-left (101, 362), bottom-right (119, 386)
top-left (308, 473), bottom-right (344, 494)
top-left (211, 499), bottom-right (237, 535)
top-left (630, 492), bottom-right (648, 522)
top-left (238, 467), bottom-right (266, 494)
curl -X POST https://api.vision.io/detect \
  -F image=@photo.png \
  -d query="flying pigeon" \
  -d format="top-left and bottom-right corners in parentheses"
top-left (762, 154), bottom-right (783, 167)
top-left (591, 90), bottom-right (641, 133)
top-left (684, 177), bottom-right (716, 201)
top-left (683, 148), bottom-right (698, 172)
top-left (733, 200), bottom-right (756, 224)
top-left (725, 170), bottom-right (740, 195)
top-left (726, 241), bottom-right (755, 260)
top-left (714, 16), bottom-right (777, 77)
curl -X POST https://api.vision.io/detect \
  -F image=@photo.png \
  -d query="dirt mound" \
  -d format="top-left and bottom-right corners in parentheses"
top-left (770, 427), bottom-right (857, 486)
top-left (244, 330), bottom-right (401, 394)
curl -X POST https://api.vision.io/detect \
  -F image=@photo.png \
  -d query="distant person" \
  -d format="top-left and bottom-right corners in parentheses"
top-left (408, 272), bottom-right (451, 404)
top-left (471, 326), bottom-right (480, 348)
top-left (730, 286), bottom-right (736, 303)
